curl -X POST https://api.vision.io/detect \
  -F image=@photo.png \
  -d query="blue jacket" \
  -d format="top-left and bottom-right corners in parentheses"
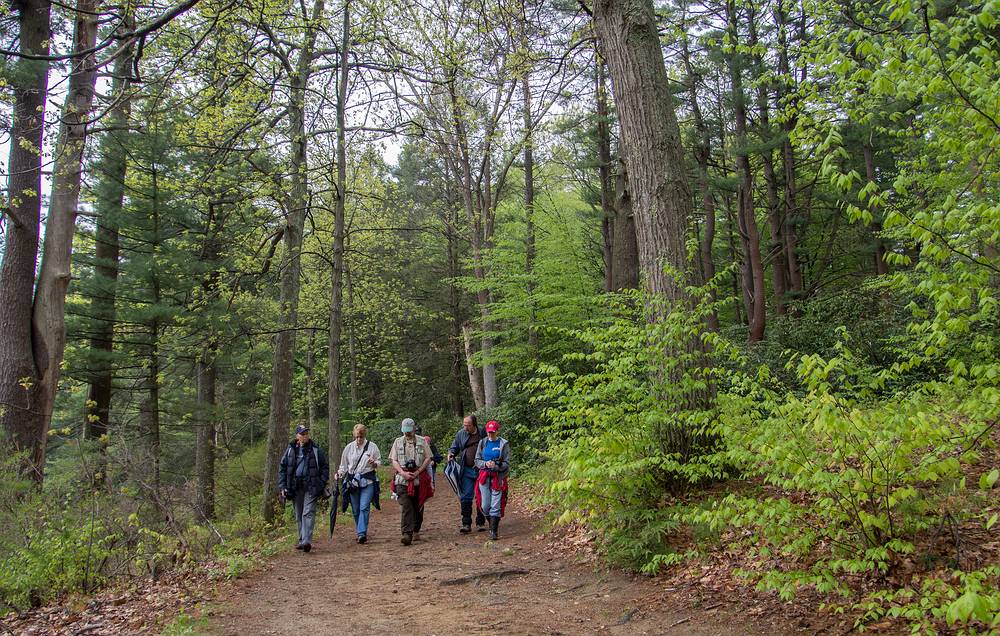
top-left (449, 426), bottom-right (486, 466)
top-left (278, 440), bottom-right (329, 497)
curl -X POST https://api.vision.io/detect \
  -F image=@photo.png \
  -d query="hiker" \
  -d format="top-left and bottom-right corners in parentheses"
top-left (278, 424), bottom-right (329, 553)
top-left (447, 414), bottom-right (487, 533)
top-left (474, 420), bottom-right (510, 540)
top-left (389, 417), bottom-right (433, 545)
top-left (336, 424), bottom-right (381, 544)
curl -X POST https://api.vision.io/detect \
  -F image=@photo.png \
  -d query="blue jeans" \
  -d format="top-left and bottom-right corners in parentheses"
top-left (349, 483), bottom-right (376, 536)
top-left (460, 466), bottom-right (478, 503)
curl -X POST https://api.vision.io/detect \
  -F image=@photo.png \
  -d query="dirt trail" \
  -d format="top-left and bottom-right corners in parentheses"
top-left (208, 485), bottom-right (822, 636)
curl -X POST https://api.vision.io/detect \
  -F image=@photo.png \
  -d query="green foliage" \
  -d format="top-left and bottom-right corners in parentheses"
top-left (528, 284), bottom-right (732, 569)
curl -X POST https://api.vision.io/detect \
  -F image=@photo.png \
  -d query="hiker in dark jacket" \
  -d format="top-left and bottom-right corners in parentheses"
top-left (447, 414), bottom-right (487, 533)
top-left (474, 420), bottom-right (510, 540)
top-left (278, 425), bottom-right (329, 553)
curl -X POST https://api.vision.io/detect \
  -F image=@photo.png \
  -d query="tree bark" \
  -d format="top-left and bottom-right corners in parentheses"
top-left (327, 0), bottom-right (350, 471)
top-left (31, 0), bottom-right (100, 463)
top-left (610, 161), bottom-right (639, 290)
top-left (523, 70), bottom-right (539, 355)
top-left (775, 0), bottom-right (803, 297)
top-left (462, 322), bottom-right (486, 410)
top-left (592, 0), bottom-right (691, 301)
top-left (681, 30), bottom-right (719, 331)
top-left (726, 0), bottom-right (766, 342)
top-left (749, 8), bottom-right (787, 317)
top-left (0, 0), bottom-right (52, 482)
top-left (262, 0), bottom-right (325, 524)
top-left (595, 52), bottom-right (616, 292)
top-left (84, 15), bottom-right (135, 457)
top-left (195, 350), bottom-right (216, 521)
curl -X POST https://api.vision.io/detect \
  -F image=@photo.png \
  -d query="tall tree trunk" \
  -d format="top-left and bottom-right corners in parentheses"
top-left (595, 52), bottom-right (616, 292)
top-left (863, 141), bottom-right (889, 275)
top-left (304, 329), bottom-right (317, 428)
top-left (444, 173), bottom-right (466, 417)
top-left (0, 0), bottom-right (52, 482)
top-left (195, 349), bottom-right (216, 521)
top-left (327, 0), bottom-right (350, 469)
top-left (84, 16), bottom-right (135, 463)
top-left (262, 0), bottom-right (325, 524)
top-left (346, 261), bottom-right (359, 409)
top-left (523, 71), bottom-right (539, 355)
top-left (462, 322), bottom-right (486, 410)
top-left (748, 9), bottom-right (787, 317)
top-left (32, 0), bottom-right (100, 462)
top-left (610, 161), bottom-right (640, 290)
top-left (446, 71), bottom-right (498, 408)
top-left (681, 30), bottom-right (719, 330)
top-left (593, 0), bottom-right (699, 462)
top-left (593, 0), bottom-right (691, 300)
top-left (727, 0), bottom-right (766, 342)
top-left (775, 0), bottom-right (803, 297)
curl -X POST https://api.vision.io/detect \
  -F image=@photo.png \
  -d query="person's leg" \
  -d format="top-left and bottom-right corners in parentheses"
top-left (293, 489), bottom-right (306, 546)
top-left (397, 483), bottom-right (414, 543)
top-left (350, 486), bottom-right (362, 528)
top-left (488, 488), bottom-right (502, 518)
top-left (301, 491), bottom-right (317, 549)
top-left (357, 483), bottom-right (374, 537)
top-left (414, 497), bottom-right (424, 534)
top-left (459, 467), bottom-right (477, 531)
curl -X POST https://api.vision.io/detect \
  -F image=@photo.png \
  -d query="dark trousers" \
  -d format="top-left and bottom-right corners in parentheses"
top-left (395, 482), bottom-right (423, 535)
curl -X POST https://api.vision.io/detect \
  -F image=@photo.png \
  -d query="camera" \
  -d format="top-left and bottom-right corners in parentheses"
top-left (403, 459), bottom-right (418, 472)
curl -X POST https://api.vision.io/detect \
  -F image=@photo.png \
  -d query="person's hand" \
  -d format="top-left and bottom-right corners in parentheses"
top-left (405, 471), bottom-right (416, 481)
top-left (447, 453), bottom-right (455, 461)
top-left (368, 456), bottom-right (378, 466)
top-left (280, 489), bottom-right (288, 498)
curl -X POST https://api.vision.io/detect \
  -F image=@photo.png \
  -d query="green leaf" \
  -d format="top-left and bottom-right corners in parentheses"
top-left (980, 469), bottom-right (999, 490)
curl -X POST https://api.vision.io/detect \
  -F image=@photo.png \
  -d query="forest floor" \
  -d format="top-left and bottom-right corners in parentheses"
top-left (205, 488), bottom-right (858, 636)
top-left (2, 483), bottom-right (880, 636)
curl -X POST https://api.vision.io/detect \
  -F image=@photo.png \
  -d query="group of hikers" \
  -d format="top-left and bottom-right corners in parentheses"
top-left (276, 414), bottom-right (510, 552)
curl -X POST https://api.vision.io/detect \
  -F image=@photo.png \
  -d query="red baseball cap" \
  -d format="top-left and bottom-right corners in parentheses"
top-left (485, 420), bottom-right (500, 432)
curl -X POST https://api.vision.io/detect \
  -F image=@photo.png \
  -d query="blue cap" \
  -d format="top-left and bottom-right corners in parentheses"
top-left (400, 418), bottom-right (415, 433)
top-left (295, 425), bottom-right (309, 435)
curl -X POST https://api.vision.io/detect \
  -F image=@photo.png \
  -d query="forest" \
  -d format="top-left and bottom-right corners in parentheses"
top-left (1, 0), bottom-right (999, 631)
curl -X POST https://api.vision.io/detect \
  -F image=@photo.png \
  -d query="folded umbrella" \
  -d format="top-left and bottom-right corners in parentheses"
top-left (329, 481), bottom-right (340, 537)
top-left (443, 459), bottom-right (461, 497)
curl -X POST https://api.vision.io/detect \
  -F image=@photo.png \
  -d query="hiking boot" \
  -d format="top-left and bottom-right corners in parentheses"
top-left (489, 516), bottom-right (499, 540)
top-left (476, 523), bottom-right (487, 532)
top-left (459, 524), bottom-right (471, 534)
top-left (357, 534), bottom-right (367, 544)
top-left (412, 532), bottom-right (421, 542)
top-left (401, 533), bottom-right (412, 546)
top-left (302, 543), bottom-right (312, 553)
top-left (295, 543), bottom-right (305, 550)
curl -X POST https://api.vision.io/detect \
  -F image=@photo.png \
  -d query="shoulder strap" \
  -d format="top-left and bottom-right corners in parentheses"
top-left (349, 440), bottom-right (371, 474)
top-left (313, 446), bottom-right (320, 469)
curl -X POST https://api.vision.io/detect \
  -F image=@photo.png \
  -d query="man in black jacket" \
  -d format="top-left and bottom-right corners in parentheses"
top-left (278, 425), bottom-right (329, 552)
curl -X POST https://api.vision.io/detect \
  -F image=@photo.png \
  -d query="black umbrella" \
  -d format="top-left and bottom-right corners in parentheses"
top-left (329, 481), bottom-right (340, 537)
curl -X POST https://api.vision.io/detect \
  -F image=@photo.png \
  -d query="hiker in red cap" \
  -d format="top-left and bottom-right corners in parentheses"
top-left (474, 420), bottom-right (510, 540)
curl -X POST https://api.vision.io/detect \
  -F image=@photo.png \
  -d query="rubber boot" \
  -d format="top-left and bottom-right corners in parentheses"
top-left (460, 501), bottom-right (472, 533)
top-left (489, 516), bottom-right (499, 540)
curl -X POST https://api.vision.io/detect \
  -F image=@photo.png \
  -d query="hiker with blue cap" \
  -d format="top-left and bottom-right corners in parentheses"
top-left (277, 424), bottom-right (329, 553)
top-left (389, 417), bottom-right (434, 545)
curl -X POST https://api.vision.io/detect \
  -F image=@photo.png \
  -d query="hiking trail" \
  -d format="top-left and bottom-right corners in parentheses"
top-left (208, 488), bottom-right (836, 635)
